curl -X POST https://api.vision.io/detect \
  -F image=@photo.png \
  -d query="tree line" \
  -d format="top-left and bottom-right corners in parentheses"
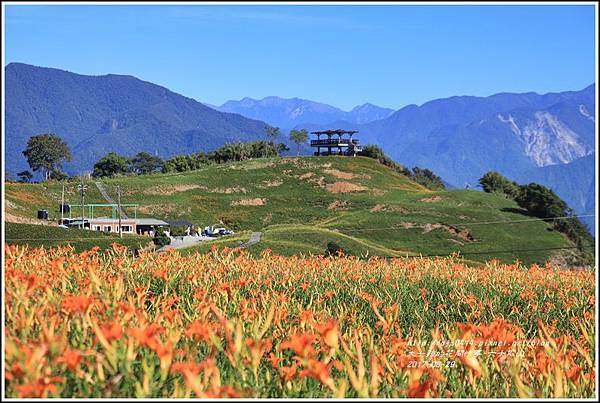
top-left (16, 129), bottom-right (313, 181)
top-left (92, 141), bottom-right (288, 177)
top-left (479, 171), bottom-right (594, 265)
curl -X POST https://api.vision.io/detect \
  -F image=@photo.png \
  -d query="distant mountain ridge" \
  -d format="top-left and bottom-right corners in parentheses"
top-left (5, 62), bottom-right (271, 176)
top-left (215, 96), bottom-right (394, 129)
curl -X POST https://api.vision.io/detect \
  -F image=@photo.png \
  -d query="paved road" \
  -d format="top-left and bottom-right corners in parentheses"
top-left (157, 232), bottom-right (261, 253)
top-left (240, 232), bottom-right (262, 248)
top-left (156, 235), bottom-right (214, 252)
top-left (94, 181), bottom-right (129, 219)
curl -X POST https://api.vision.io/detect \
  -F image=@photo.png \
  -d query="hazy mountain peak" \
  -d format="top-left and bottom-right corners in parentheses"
top-left (217, 96), bottom-right (394, 128)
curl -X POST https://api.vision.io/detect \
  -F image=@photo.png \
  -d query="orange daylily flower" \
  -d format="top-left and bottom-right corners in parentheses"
top-left (56, 348), bottom-right (83, 371)
top-left (279, 332), bottom-right (316, 357)
top-left (313, 319), bottom-right (339, 349)
top-left (100, 321), bottom-right (123, 342)
top-left (61, 295), bottom-right (94, 314)
top-left (279, 364), bottom-right (298, 381)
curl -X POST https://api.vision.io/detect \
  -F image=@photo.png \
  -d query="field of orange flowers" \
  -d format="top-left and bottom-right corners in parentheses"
top-left (4, 243), bottom-right (597, 398)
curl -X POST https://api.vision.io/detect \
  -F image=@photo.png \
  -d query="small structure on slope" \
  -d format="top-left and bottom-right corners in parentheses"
top-left (310, 129), bottom-right (362, 156)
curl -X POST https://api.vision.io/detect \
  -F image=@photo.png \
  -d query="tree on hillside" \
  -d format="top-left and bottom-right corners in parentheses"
top-left (162, 155), bottom-right (191, 173)
top-left (22, 134), bottom-right (72, 181)
top-left (410, 167), bottom-right (445, 191)
top-left (359, 144), bottom-right (387, 161)
top-left (276, 143), bottom-right (290, 155)
top-left (479, 171), bottom-right (521, 199)
top-left (209, 142), bottom-right (250, 163)
top-left (17, 170), bottom-right (33, 183)
top-left (129, 152), bottom-right (163, 174)
top-left (49, 170), bottom-right (69, 181)
top-left (93, 152), bottom-right (129, 177)
top-left (289, 129), bottom-right (309, 156)
top-left (515, 183), bottom-right (568, 219)
top-left (515, 182), bottom-right (593, 264)
top-left (266, 126), bottom-right (281, 142)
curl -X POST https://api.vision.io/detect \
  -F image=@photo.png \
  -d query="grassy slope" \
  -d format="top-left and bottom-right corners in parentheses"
top-left (4, 223), bottom-right (150, 253)
top-left (5, 156), bottom-right (573, 264)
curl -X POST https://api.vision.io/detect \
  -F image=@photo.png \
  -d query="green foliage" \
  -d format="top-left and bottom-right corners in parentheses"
top-left (129, 152), bottom-right (164, 175)
top-left (326, 240), bottom-right (347, 257)
top-left (163, 152), bottom-right (211, 173)
top-left (49, 170), bottom-right (69, 181)
top-left (516, 183), bottom-right (568, 219)
top-left (289, 129), bottom-right (309, 155)
top-left (169, 225), bottom-right (188, 237)
top-left (265, 126), bottom-right (281, 141)
top-left (276, 143), bottom-right (290, 154)
top-left (208, 141), bottom-right (280, 164)
top-left (22, 134), bottom-right (72, 181)
top-left (410, 167), bottom-right (445, 191)
top-left (359, 144), bottom-right (387, 161)
top-left (153, 226), bottom-right (171, 248)
top-left (17, 170), bottom-right (33, 183)
top-left (93, 152), bottom-right (129, 177)
top-left (162, 155), bottom-right (191, 173)
top-left (479, 171), bottom-right (521, 199)
top-left (479, 172), bottom-right (593, 265)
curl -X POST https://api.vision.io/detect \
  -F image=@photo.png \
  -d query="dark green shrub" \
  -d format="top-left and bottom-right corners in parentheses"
top-left (326, 241), bottom-right (346, 257)
top-left (153, 227), bottom-right (171, 248)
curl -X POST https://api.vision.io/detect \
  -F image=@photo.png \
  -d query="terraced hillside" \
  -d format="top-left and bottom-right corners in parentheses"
top-left (5, 156), bottom-right (579, 265)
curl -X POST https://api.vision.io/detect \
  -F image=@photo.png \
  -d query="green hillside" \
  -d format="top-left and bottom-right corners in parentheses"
top-left (5, 156), bottom-right (578, 265)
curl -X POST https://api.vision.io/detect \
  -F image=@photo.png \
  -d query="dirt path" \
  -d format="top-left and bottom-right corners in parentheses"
top-left (94, 180), bottom-right (129, 219)
top-left (240, 232), bottom-right (262, 248)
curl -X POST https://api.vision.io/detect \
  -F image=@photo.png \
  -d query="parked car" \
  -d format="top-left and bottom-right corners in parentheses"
top-left (203, 226), bottom-right (235, 237)
top-left (218, 228), bottom-right (234, 236)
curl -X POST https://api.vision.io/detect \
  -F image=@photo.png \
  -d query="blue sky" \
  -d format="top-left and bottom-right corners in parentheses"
top-left (4, 3), bottom-right (596, 110)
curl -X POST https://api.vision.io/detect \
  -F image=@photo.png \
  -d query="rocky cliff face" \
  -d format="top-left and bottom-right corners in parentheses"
top-left (498, 111), bottom-right (593, 167)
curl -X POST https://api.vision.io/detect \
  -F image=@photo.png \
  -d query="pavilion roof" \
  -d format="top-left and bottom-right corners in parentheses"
top-left (310, 129), bottom-right (359, 135)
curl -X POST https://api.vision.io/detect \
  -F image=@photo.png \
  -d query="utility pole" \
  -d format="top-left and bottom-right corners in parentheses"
top-left (77, 181), bottom-right (87, 229)
top-left (117, 185), bottom-right (122, 238)
top-left (60, 183), bottom-right (65, 225)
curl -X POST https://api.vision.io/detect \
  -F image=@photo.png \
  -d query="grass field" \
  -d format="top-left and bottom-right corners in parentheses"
top-left (5, 156), bottom-right (584, 265)
top-left (4, 245), bottom-right (595, 398)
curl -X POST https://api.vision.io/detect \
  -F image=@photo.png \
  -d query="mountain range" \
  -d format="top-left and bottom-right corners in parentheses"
top-left (4, 63), bottom-right (596, 233)
top-left (290, 86), bottom-right (596, 232)
top-left (5, 62), bottom-right (270, 176)
top-left (213, 97), bottom-right (395, 129)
